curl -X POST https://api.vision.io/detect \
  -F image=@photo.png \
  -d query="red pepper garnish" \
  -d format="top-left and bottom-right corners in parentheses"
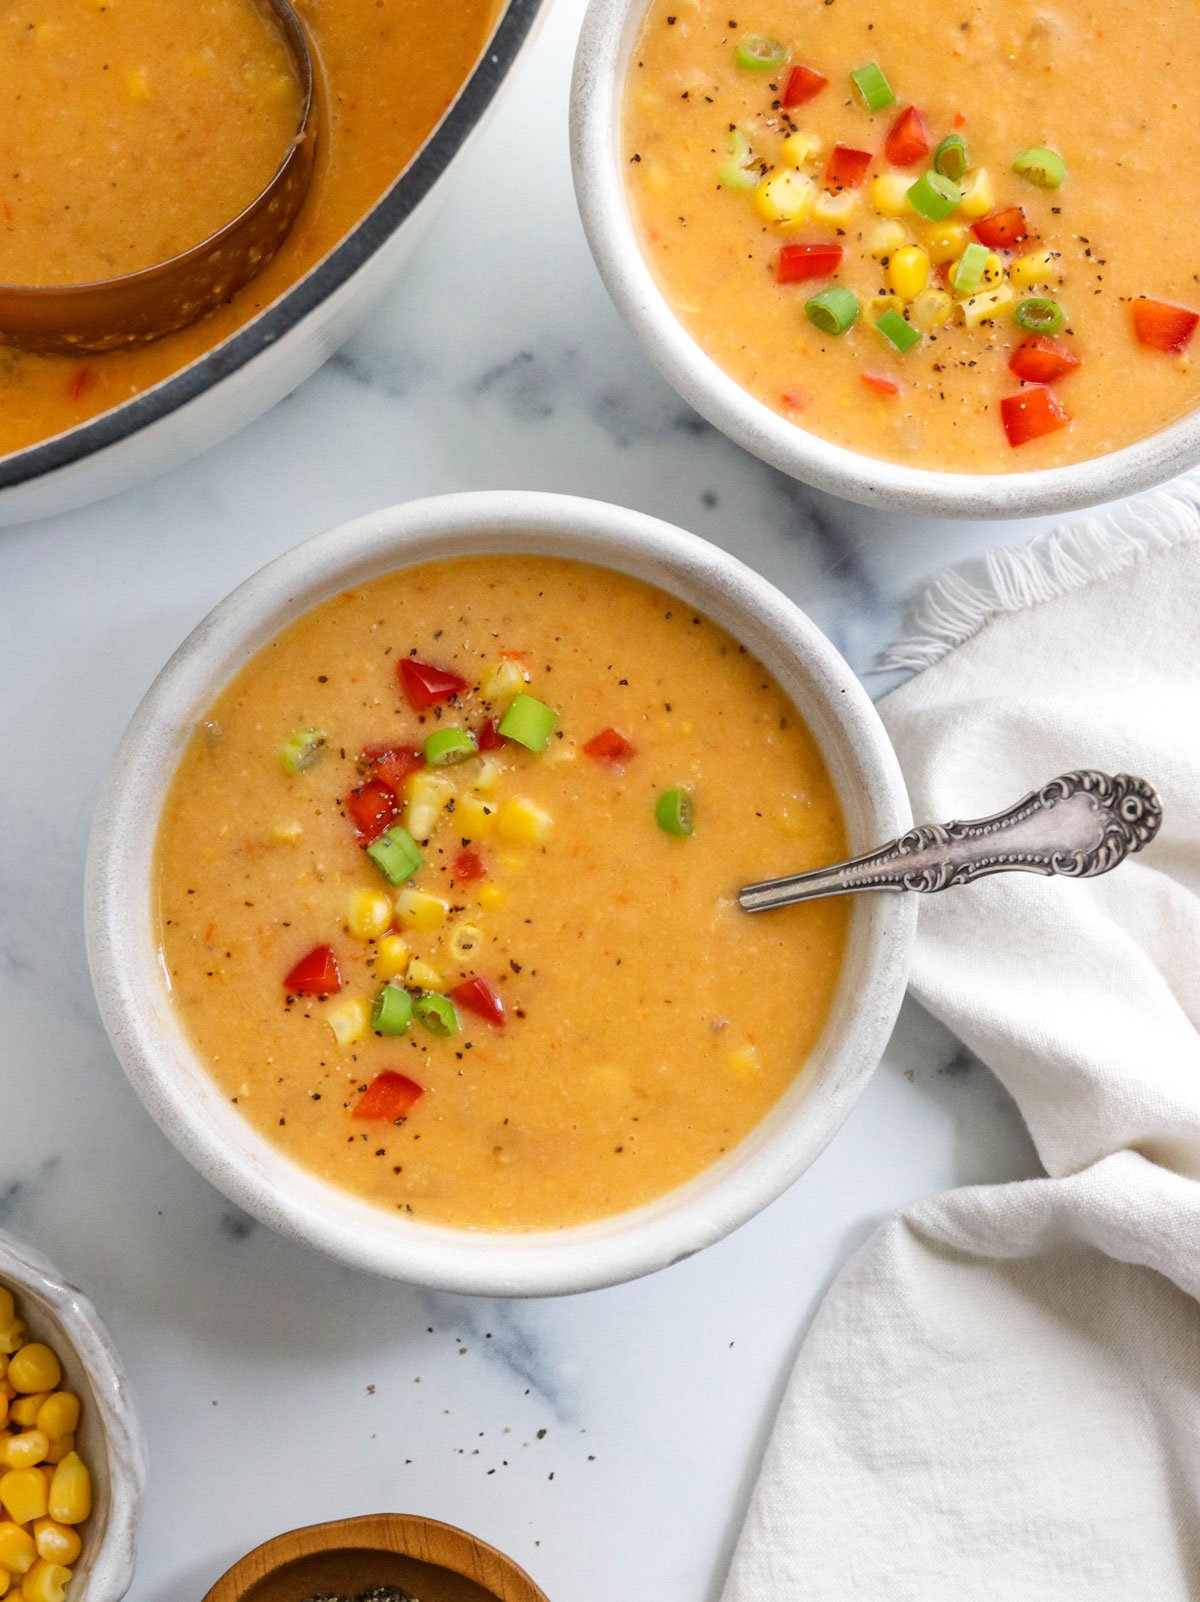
top-left (68, 365), bottom-right (95, 403)
top-left (825, 145), bottom-right (872, 191)
top-left (360, 743), bottom-right (424, 792)
top-left (1008, 336), bottom-right (1081, 385)
top-left (776, 242), bottom-right (844, 285)
top-left (476, 719), bottom-right (503, 752)
top-left (397, 657), bottom-right (469, 710)
top-left (353, 1070), bottom-right (424, 1122)
top-left (284, 945), bottom-right (343, 996)
top-left (782, 62), bottom-right (828, 106)
top-left (883, 106), bottom-right (930, 167)
top-left (452, 848), bottom-right (487, 882)
top-left (1000, 386), bottom-right (1070, 447)
top-left (583, 727), bottom-right (636, 766)
top-left (1131, 297), bottom-right (1200, 355)
top-left (971, 208), bottom-right (1030, 251)
top-left (860, 370), bottom-right (903, 397)
top-left (344, 777), bottom-right (400, 843)
top-left (451, 976), bottom-right (506, 1028)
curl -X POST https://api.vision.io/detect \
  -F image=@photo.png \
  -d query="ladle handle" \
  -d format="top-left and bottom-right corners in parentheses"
top-left (739, 770), bottom-right (1163, 912)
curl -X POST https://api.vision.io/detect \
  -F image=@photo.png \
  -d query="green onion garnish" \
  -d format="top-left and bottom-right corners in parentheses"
top-left (1015, 296), bottom-right (1065, 332)
top-left (366, 824), bottom-right (424, 885)
top-left (932, 134), bottom-right (968, 182)
top-left (498, 693), bottom-right (558, 752)
top-left (372, 985), bottom-right (413, 1036)
top-left (874, 308), bottom-right (921, 352)
top-left (950, 241), bottom-right (990, 296)
top-left (1012, 147), bottom-right (1066, 189)
top-left (655, 787), bottom-right (695, 837)
top-left (906, 170), bottom-right (961, 221)
top-left (414, 993), bottom-right (459, 1037)
top-left (735, 35), bottom-right (788, 72)
top-left (423, 726), bottom-right (478, 768)
top-left (805, 285), bottom-right (859, 336)
top-left (850, 62), bottom-right (895, 112)
top-left (279, 727), bottom-right (326, 774)
top-left (719, 127), bottom-right (758, 191)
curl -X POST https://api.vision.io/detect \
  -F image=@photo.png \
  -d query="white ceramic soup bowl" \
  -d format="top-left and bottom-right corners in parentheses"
top-left (570, 0), bottom-right (1200, 520)
top-left (0, 1229), bottom-right (146, 1602)
top-left (86, 491), bottom-right (915, 1297)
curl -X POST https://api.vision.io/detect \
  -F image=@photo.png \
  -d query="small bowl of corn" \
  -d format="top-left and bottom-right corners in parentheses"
top-left (0, 1230), bottom-right (145, 1602)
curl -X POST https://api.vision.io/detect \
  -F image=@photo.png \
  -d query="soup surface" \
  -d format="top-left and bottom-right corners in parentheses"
top-left (623, 0), bottom-right (1200, 471)
top-left (155, 556), bottom-right (848, 1231)
top-left (0, 0), bottom-right (303, 285)
top-left (0, 0), bottom-right (499, 458)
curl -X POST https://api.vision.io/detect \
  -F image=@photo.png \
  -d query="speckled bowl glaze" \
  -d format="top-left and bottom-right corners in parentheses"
top-left (569, 0), bottom-right (1200, 520)
top-left (0, 1230), bottom-right (146, 1602)
top-left (86, 491), bottom-right (915, 1297)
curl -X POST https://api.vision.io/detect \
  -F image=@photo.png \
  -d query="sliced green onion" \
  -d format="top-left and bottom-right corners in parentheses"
top-left (372, 984), bottom-right (413, 1036)
top-left (1013, 146), bottom-right (1066, 189)
top-left (906, 170), bottom-right (961, 221)
top-left (932, 134), bottom-right (968, 182)
top-left (718, 126), bottom-right (758, 191)
top-left (850, 62), bottom-right (895, 112)
top-left (423, 726), bottom-right (478, 767)
top-left (805, 285), bottom-right (859, 336)
top-left (735, 35), bottom-right (787, 72)
top-left (949, 241), bottom-right (990, 296)
top-left (656, 787), bottom-right (694, 837)
top-left (874, 308), bottom-right (921, 352)
top-left (279, 727), bottom-right (326, 774)
top-left (498, 692), bottom-right (558, 752)
top-left (1015, 296), bottom-right (1065, 332)
top-left (414, 993), bottom-right (459, 1037)
top-left (366, 824), bottom-right (424, 885)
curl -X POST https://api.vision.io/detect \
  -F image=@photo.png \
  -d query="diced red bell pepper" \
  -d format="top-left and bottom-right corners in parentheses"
top-left (1008, 336), bottom-right (1081, 385)
top-left (776, 242), bottom-right (844, 284)
top-left (68, 365), bottom-right (95, 403)
top-left (883, 106), bottom-right (930, 167)
top-left (825, 145), bottom-right (872, 191)
top-left (360, 743), bottom-right (424, 792)
top-left (971, 208), bottom-right (1030, 251)
top-left (397, 657), bottom-right (469, 710)
top-left (344, 777), bottom-right (400, 843)
top-left (860, 370), bottom-right (902, 397)
top-left (452, 848), bottom-right (487, 882)
top-left (475, 719), bottom-right (503, 752)
top-left (1000, 386), bottom-right (1070, 447)
top-left (284, 945), bottom-right (343, 996)
top-left (1131, 297), bottom-right (1200, 355)
top-left (583, 727), bottom-right (636, 767)
top-left (353, 1070), bottom-right (424, 1122)
top-left (782, 62), bottom-right (828, 106)
top-left (451, 976), bottom-right (506, 1028)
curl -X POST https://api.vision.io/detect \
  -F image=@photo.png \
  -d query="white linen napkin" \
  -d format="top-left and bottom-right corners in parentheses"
top-left (722, 483), bottom-right (1200, 1602)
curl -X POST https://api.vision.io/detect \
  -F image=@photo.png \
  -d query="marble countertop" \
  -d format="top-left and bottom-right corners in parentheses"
top-left (0, 1), bottom-right (1102, 1596)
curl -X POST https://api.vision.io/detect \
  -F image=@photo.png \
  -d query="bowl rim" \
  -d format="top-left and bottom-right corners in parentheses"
top-left (568, 0), bottom-right (1200, 520)
top-left (85, 490), bottom-right (916, 1297)
top-left (0, 0), bottom-right (547, 496)
top-left (0, 1227), bottom-right (147, 1602)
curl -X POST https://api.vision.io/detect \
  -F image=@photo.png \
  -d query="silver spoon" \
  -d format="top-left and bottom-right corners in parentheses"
top-left (740, 770), bottom-right (1162, 913)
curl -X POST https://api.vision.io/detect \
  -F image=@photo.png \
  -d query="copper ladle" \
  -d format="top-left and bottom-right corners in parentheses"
top-left (0, 0), bottom-right (316, 355)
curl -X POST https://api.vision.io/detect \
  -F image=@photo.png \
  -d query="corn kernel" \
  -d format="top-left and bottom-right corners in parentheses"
top-left (473, 757), bottom-right (503, 796)
top-left (8, 1350), bottom-right (58, 1398)
top-left (869, 173), bottom-right (912, 217)
top-left (347, 889), bottom-right (392, 941)
top-left (728, 1045), bottom-right (761, 1077)
top-left (500, 853), bottom-right (525, 874)
top-left (268, 821), bottom-right (303, 845)
top-left (47, 1455), bottom-right (89, 1526)
top-left (8, 1397), bottom-right (46, 1430)
top-left (0, 1569), bottom-right (8, 1598)
top-left (32, 1524), bottom-right (79, 1569)
top-left (810, 187), bottom-right (859, 227)
top-left (909, 288), bottom-right (954, 331)
top-left (125, 67), bottom-right (150, 101)
top-left (956, 283), bottom-right (1014, 328)
top-left (753, 170), bottom-right (814, 225)
top-left (981, 252), bottom-right (1005, 288)
top-left (457, 795), bottom-right (495, 839)
top-left (1009, 249), bottom-right (1061, 290)
top-left (21, 1559), bottom-right (72, 1602)
top-left (887, 244), bottom-right (930, 302)
top-left (405, 958), bottom-right (446, 993)
top-left (448, 922), bottom-right (482, 963)
top-left (496, 798), bottom-right (553, 845)
top-left (40, 1440), bottom-right (72, 1469)
top-left (644, 165), bottom-right (671, 198)
top-left (2, 1434), bottom-right (48, 1472)
top-left (477, 884), bottom-right (506, 911)
top-left (0, 1399), bottom-right (7, 1430)
top-left (781, 130), bottom-right (821, 168)
top-left (0, 1523), bottom-right (35, 1575)
top-left (866, 219), bottom-right (907, 259)
top-left (0, 1295), bottom-right (14, 1329)
top-left (921, 219), bottom-right (969, 264)
top-left (374, 934), bottom-right (410, 981)
top-left (957, 167), bottom-right (993, 219)
top-left (0, 1326), bottom-right (26, 1358)
top-left (394, 888), bottom-right (448, 931)
top-left (866, 293), bottom-right (902, 322)
top-left (325, 996), bottom-right (369, 1048)
top-left (480, 659), bottom-right (526, 703)
top-left (0, 1468), bottom-right (48, 1524)
top-left (404, 770), bottom-right (454, 842)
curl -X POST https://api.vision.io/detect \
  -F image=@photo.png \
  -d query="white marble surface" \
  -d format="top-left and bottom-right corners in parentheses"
top-left (0, 0), bottom-right (1121, 1596)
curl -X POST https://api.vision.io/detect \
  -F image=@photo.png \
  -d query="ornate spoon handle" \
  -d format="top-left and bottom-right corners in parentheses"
top-left (739, 770), bottom-right (1162, 913)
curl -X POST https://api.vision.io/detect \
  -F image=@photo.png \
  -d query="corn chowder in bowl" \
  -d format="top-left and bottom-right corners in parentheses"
top-left (87, 494), bottom-right (914, 1296)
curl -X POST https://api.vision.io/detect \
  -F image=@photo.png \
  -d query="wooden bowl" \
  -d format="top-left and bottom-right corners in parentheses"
top-left (202, 1513), bottom-right (550, 1602)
